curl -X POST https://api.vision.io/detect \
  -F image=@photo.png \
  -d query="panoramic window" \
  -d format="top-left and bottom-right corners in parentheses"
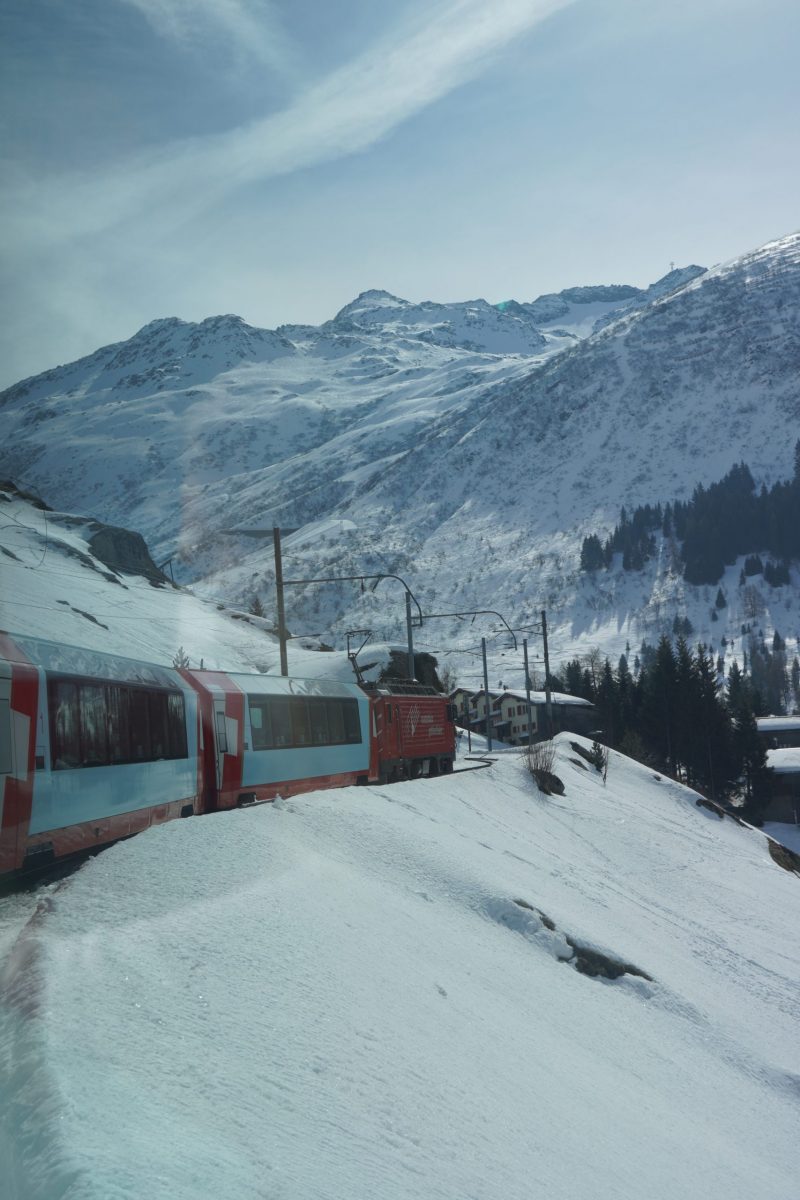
top-left (48, 676), bottom-right (187, 770)
top-left (248, 695), bottom-right (362, 750)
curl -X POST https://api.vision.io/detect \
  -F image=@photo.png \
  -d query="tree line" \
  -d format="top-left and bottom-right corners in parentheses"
top-left (580, 443), bottom-right (800, 585)
top-left (551, 638), bottom-right (772, 818)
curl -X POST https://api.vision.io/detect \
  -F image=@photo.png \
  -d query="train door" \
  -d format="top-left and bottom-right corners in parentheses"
top-left (210, 693), bottom-right (244, 808)
top-left (0, 658), bottom-right (37, 876)
top-left (213, 697), bottom-right (229, 793)
top-left (0, 672), bottom-right (16, 871)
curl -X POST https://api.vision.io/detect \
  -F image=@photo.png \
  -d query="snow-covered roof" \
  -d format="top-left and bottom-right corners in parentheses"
top-left (767, 747), bottom-right (800, 774)
top-left (498, 688), bottom-right (594, 708)
top-left (757, 716), bottom-right (800, 732)
top-left (454, 687), bottom-right (593, 709)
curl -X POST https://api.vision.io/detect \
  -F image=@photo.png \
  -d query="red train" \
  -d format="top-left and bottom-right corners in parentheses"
top-left (0, 632), bottom-right (455, 880)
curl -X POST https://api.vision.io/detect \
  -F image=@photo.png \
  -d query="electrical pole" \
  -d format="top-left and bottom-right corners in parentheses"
top-left (482, 636), bottom-right (492, 752)
top-left (273, 527), bottom-right (288, 677)
top-left (541, 609), bottom-right (553, 738)
top-left (523, 637), bottom-right (534, 745)
top-left (405, 590), bottom-right (415, 681)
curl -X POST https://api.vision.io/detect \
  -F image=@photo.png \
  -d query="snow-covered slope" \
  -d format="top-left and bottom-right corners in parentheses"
top-left (0, 483), bottom-right (394, 681)
top-left (1, 738), bottom-right (797, 1199)
top-left (1, 233), bottom-right (799, 683)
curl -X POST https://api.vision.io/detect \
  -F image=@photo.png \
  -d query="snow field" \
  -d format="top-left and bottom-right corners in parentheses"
top-left (1, 737), bottom-right (798, 1199)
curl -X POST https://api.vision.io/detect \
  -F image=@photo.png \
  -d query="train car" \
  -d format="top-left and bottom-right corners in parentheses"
top-left (0, 632), bottom-right (201, 877)
top-left (182, 668), bottom-right (376, 808)
top-left (0, 632), bottom-right (456, 881)
top-left (371, 683), bottom-right (455, 782)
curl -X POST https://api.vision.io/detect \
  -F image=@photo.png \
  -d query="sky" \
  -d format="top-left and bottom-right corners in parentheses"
top-left (1, 0), bottom-right (799, 387)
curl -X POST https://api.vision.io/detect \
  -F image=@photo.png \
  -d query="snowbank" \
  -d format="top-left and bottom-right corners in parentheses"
top-left (1, 737), bottom-right (798, 1200)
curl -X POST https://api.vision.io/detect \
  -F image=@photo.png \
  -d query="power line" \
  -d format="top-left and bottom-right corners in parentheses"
top-left (0, 505), bottom-right (50, 570)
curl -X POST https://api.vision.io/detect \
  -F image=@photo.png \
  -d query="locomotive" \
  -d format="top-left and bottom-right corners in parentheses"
top-left (0, 632), bottom-right (455, 880)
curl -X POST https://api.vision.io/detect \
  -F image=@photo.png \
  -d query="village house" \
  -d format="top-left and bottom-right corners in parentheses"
top-left (762, 748), bottom-right (800, 825)
top-left (449, 687), bottom-right (596, 746)
top-left (756, 715), bottom-right (800, 749)
top-left (753, 717), bottom-right (800, 824)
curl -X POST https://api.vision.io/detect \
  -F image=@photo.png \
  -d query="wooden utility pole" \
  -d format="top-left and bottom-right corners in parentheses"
top-left (482, 636), bottom-right (492, 752)
top-left (541, 610), bottom-right (553, 738)
top-left (273, 527), bottom-right (289, 677)
top-left (523, 637), bottom-right (534, 744)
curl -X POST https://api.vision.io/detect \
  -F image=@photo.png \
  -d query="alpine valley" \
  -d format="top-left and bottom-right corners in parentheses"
top-left (2, 232), bottom-right (799, 690)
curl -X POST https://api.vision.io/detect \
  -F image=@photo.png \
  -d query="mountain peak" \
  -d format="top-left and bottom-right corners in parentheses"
top-left (131, 316), bottom-right (189, 339)
top-left (332, 290), bottom-right (410, 324)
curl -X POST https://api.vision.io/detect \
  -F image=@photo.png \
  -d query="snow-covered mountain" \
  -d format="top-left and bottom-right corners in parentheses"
top-left (2, 233), bottom-right (799, 686)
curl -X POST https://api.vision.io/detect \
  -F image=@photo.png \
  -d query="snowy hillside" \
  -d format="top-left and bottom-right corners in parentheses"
top-left (0, 483), bottom-right (393, 682)
top-left (2, 233), bottom-right (799, 686)
top-left (1, 738), bottom-right (798, 1199)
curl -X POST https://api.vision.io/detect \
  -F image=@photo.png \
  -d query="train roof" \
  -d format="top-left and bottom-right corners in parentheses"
top-left (190, 669), bottom-right (364, 701)
top-left (0, 632), bottom-right (364, 699)
top-left (367, 682), bottom-right (442, 697)
top-left (1, 630), bottom-right (185, 690)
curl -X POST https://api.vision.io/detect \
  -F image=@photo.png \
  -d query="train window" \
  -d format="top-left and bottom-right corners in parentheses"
top-left (289, 697), bottom-right (311, 745)
top-left (107, 686), bottom-right (131, 764)
top-left (50, 680), bottom-right (80, 769)
top-left (270, 697), bottom-right (292, 748)
top-left (342, 699), bottom-right (361, 744)
top-left (80, 685), bottom-right (108, 767)
top-left (247, 694), bottom-right (363, 750)
top-left (326, 698), bottom-right (345, 743)
top-left (307, 697), bottom-right (329, 745)
top-left (167, 692), bottom-right (188, 758)
top-left (249, 699), bottom-right (272, 750)
top-left (129, 689), bottom-right (151, 761)
top-left (149, 692), bottom-right (165, 758)
top-left (47, 676), bottom-right (187, 770)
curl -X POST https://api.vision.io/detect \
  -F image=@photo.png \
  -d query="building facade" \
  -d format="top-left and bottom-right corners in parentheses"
top-left (449, 687), bottom-right (595, 746)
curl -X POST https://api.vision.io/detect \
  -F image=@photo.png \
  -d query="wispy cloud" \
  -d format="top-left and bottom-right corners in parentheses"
top-left (117, 0), bottom-right (301, 78)
top-left (4, 0), bottom-right (574, 248)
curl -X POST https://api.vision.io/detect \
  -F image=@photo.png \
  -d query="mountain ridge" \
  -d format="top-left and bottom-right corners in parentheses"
top-left (2, 232), bottom-right (799, 684)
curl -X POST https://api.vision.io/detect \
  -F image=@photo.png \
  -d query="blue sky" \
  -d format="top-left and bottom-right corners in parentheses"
top-left (1, 0), bottom-right (798, 386)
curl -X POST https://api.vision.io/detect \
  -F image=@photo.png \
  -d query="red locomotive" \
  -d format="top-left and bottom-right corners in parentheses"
top-left (0, 632), bottom-right (455, 880)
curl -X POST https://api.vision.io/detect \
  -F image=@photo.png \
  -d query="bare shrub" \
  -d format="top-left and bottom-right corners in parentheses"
top-left (524, 739), bottom-right (563, 795)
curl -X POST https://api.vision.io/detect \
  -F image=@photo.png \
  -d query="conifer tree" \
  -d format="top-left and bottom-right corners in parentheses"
top-left (727, 664), bottom-right (771, 819)
top-left (639, 636), bottom-right (679, 775)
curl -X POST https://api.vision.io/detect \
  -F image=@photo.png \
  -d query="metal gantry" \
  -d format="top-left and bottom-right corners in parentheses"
top-left (273, 527), bottom-right (422, 678)
top-left (271, 529), bottom-right (555, 748)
